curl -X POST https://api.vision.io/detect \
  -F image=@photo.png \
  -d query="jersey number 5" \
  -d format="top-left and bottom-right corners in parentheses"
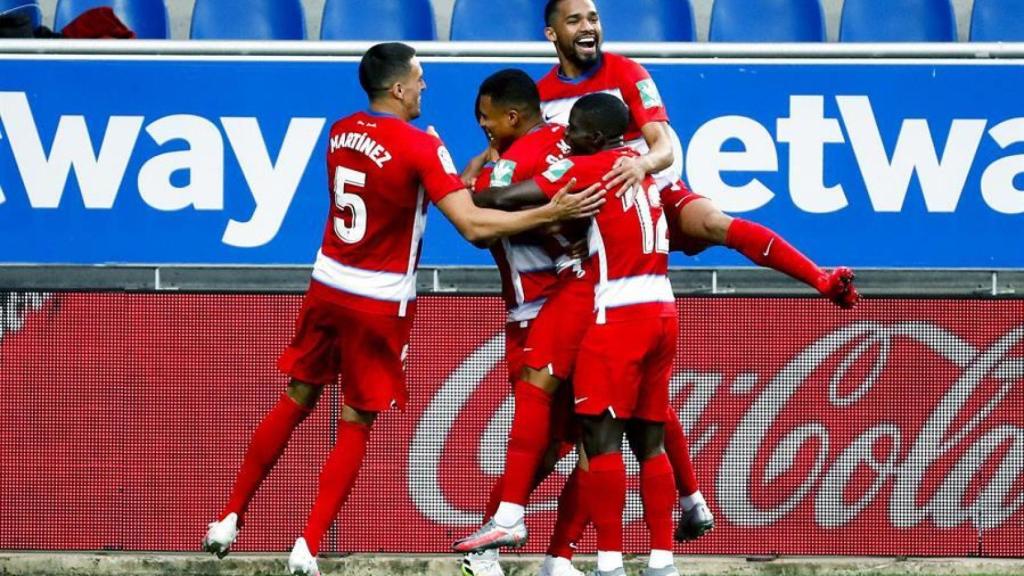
top-left (627, 184), bottom-right (669, 255)
top-left (333, 166), bottom-right (367, 244)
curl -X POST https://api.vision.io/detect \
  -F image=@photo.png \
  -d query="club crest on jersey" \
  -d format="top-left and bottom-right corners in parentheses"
top-left (490, 159), bottom-right (516, 186)
top-left (636, 79), bottom-right (662, 109)
top-left (543, 159), bottom-right (574, 183)
top-left (437, 146), bottom-right (458, 175)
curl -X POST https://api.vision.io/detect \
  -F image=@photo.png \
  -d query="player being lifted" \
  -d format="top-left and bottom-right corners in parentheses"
top-left (199, 42), bottom-right (604, 576)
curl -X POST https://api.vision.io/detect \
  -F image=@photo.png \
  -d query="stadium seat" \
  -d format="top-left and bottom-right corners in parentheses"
top-left (54, 0), bottom-right (168, 39)
top-left (596, 0), bottom-right (694, 42)
top-left (0, 0), bottom-right (42, 28)
top-left (840, 0), bottom-right (957, 42)
top-left (190, 0), bottom-right (306, 40)
top-left (970, 0), bottom-right (1024, 41)
top-left (709, 0), bottom-right (825, 42)
top-left (321, 0), bottom-right (435, 40)
top-left (450, 0), bottom-right (547, 41)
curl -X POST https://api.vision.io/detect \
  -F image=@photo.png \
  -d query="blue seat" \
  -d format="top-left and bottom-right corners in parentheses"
top-left (321, 0), bottom-right (435, 40)
top-left (709, 0), bottom-right (825, 42)
top-left (450, 0), bottom-right (546, 41)
top-left (190, 0), bottom-right (305, 40)
top-left (840, 0), bottom-right (957, 42)
top-left (0, 0), bottom-right (42, 28)
top-left (54, 0), bottom-right (168, 39)
top-left (971, 0), bottom-right (1024, 41)
top-left (596, 0), bottom-right (694, 42)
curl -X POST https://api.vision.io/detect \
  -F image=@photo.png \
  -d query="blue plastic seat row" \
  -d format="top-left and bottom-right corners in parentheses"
top-left (3, 0), bottom-right (1024, 42)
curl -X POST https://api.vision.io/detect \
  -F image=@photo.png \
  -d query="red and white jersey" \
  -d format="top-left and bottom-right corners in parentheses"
top-left (473, 124), bottom-right (574, 323)
top-left (534, 148), bottom-right (674, 324)
top-left (536, 52), bottom-right (683, 189)
top-left (314, 110), bottom-right (464, 317)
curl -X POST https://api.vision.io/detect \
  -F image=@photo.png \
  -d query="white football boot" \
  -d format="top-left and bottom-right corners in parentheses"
top-left (288, 537), bottom-right (321, 576)
top-left (201, 512), bottom-right (238, 558)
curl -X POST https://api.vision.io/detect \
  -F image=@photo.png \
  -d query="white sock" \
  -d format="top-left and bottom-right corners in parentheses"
top-left (649, 549), bottom-right (674, 569)
top-left (543, 555), bottom-right (574, 571)
top-left (680, 490), bottom-right (705, 512)
top-left (597, 550), bottom-right (623, 571)
top-left (492, 502), bottom-right (525, 526)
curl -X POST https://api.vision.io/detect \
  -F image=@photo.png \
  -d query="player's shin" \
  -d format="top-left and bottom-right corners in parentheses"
top-left (583, 453), bottom-right (626, 570)
top-left (497, 380), bottom-right (554, 519)
top-left (640, 453), bottom-right (676, 561)
top-left (302, 420), bottom-right (371, 556)
top-left (221, 393), bottom-right (312, 522)
top-left (724, 218), bottom-right (825, 291)
top-left (663, 409), bottom-right (698, 498)
top-left (547, 466), bottom-right (588, 560)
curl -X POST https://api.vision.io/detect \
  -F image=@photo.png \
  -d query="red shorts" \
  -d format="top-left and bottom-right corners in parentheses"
top-left (661, 180), bottom-right (711, 256)
top-left (504, 321), bottom-right (531, 385)
top-left (277, 286), bottom-right (413, 412)
top-left (573, 315), bottom-right (678, 421)
top-left (522, 273), bottom-right (595, 380)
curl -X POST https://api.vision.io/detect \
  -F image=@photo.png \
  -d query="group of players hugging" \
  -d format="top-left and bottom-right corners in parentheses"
top-left (199, 2), bottom-right (859, 575)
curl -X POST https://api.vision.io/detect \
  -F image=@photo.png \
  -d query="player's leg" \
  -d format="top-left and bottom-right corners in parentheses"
top-left (626, 420), bottom-right (678, 576)
top-left (204, 293), bottom-right (339, 559)
top-left (676, 198), bottom-right (858, 307)
top-left (579, 414), bottom-right (627, 576)
top-left (290, 403), bottom-right (377, 575)
top-left (289, 304), bottom-right (412, 575)
top-left (541, 462), bottom-right (587, 576)
top-left (663, 410), bottom-right (714, 542)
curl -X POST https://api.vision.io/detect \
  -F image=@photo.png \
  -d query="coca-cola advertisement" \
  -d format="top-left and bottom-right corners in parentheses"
top-left (0, 292), bottom-right (1021, 556)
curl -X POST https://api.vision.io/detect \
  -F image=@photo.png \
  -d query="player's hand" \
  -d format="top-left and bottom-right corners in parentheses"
top-left (817, 267), bottom-right (860, 309)
top-left (460, 145), bottom-right (498, 187)
top-left (566, 237), bottom-right (589, 260)
top-left (548, 179), bottom-right (605, 221)
top-left (603, 155), bottom-right (649, 198)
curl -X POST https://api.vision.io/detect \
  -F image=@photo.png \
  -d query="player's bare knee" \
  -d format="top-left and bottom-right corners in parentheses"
top-left (581, 413), bottom-right (625, 457)
top-left (626, 419), bottom-right (665, 461)
top-left (340, 404), bottom-right (377, 427)
top-left (521, 366), bottom-right (561, 394)
top-left (703, 210), bottom-right (732, 244)
top-left (286, 380), bottom-right (323, 409)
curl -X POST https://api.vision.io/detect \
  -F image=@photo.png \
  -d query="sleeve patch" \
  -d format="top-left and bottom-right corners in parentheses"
top-left (490, 159), bottom-right (516, 187)
top-left (636, 78), bottom-right (663, 109)
top-left (437, 146), bottom-right (458, 175)
top-left (542, 158), bottom-right (574, 183)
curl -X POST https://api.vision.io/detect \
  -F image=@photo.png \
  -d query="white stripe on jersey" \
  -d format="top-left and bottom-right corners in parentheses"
top-left (594, 274), bottom-right (674, 315)
top-left (507, 297), bottom-right (547, 324)
top-left (399, 187), bottom-right (428, 317)
top-left (540, 88), bottom-right (624, 126)
top-left (312, 250), bottom-right (416, 308)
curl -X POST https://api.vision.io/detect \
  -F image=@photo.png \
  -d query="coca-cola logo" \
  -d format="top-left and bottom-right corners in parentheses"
top-left (409, 321), bottom-right (1024, 531)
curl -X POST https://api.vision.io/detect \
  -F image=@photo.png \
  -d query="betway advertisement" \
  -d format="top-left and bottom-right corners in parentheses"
top-left (1, 293), bottom-right (1021, 555)
top-left (1, 57), bottom-right (1023, 267)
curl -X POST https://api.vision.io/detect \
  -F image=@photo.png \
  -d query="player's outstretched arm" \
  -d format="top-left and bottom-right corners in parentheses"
top-left (437, 179), bottom-right (604, 244)
top-left (603, 121), bottom-right (674, 196)
top-left (473, 179), bottom-right (549, 211)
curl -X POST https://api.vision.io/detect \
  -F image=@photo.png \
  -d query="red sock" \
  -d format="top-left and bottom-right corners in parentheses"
top-left (499, 381), bottom-right (553, 506)
top-left (484, 477), bottom-right (503, 520)
top-left (664, 409), bottom-right (699, 497)
top-left (582, 453), bottom-right (625, 552)
top-left (221, 393), bottom-right (311, 521)
top-left (547, 467), bottom-right (588, 560)
top-left (725, 219), bottom-right (825, 292)
top-left (302, 420), bottom-right (371, 556)
top-left (640, 453), bottom-right (676, 551)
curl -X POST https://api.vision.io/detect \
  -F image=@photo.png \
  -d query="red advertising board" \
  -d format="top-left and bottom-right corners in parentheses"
top-left (0, 293), bottom-right (1021, 556)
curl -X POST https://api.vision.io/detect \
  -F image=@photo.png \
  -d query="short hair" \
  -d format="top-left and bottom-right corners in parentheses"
top-left (359, 42), bottom-right (416, 98)
top-left (571, 93), bottom-right (629, 140)
top-left (544, 0), bottom-right (565, 26)
top-left (477, 69), bottom-right (540, 116)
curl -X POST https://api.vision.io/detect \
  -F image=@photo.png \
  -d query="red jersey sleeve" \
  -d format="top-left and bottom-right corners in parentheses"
top-left (617, 57), bottom-right (669, 128)
top-left (473, 163), bottom-right (494, 193)
top-left (412, 133), bottom-right (467, 204)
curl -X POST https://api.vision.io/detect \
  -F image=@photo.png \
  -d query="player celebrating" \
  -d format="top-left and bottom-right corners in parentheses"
top-left (200, 42), bottom-right (604, 576)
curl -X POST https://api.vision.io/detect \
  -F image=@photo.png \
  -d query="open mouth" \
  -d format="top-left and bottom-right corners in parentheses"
top-left (574, 35), bottom-right (597, 53)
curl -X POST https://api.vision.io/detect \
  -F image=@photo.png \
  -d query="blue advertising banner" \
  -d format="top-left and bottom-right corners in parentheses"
top-left (1, 55), bottom-right (1022, 267)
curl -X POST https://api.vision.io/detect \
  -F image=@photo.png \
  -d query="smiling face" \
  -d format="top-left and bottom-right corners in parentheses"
top-left (476, 94), bottom-right (521, 153)
top-left (395, 57), bottom-right (426, 120)
top-left (545, 0), bottom-right (602, 75)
